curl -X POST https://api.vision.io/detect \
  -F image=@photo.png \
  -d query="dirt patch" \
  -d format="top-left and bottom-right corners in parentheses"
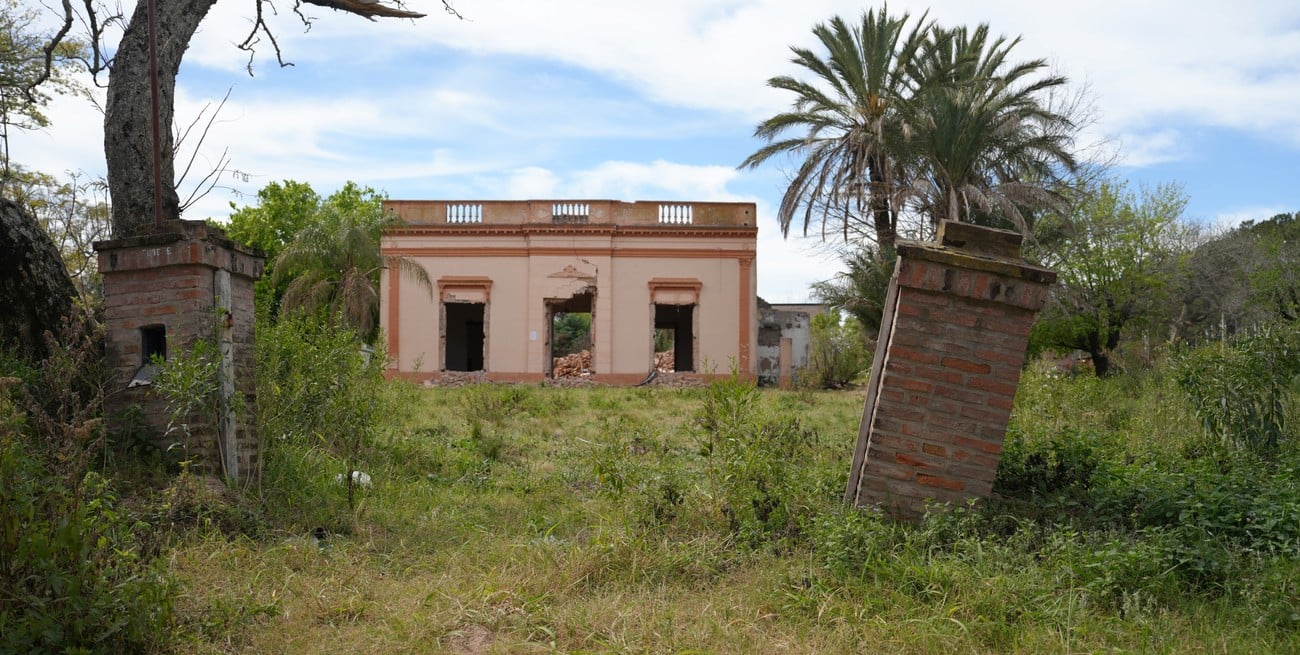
top-left (445, 623), bottom-right (494, 655)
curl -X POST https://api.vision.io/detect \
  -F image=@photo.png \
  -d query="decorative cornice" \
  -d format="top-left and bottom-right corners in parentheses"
top-left (384, 224), bottom-right (757, 239)
top-left (384, 246), bottom-right (756, 260)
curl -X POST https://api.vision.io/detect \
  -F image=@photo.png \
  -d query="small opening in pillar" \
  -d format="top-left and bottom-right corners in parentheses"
top-left (130, 324), bottom-right (168, 388)
top-left (141, 324), bottom-right (167, 362)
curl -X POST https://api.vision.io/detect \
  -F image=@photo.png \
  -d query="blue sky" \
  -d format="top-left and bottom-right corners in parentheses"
top-left (18, 0), bottom-right (1300, 301)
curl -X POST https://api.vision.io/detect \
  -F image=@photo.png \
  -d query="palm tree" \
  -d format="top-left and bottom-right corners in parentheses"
top-left (811, 246), bottom-right (894, 336)
top-left (906, 25), bottom-right (1078, 233)
top-left (273, 204), bottom-right (430, 341)
top-left (740, 8), bottom-right (935, 257)
top-left (745, 13), bottom-right (1081, 253)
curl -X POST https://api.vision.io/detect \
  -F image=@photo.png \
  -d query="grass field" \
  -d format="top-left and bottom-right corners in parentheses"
top-left (166, 368), bottom-right (1300, 654)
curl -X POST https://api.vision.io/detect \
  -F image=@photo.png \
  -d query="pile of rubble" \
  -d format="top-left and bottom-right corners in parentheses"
top-left (654, 350), bottom-right (675, 372)
top-left (644, 372), bottom-right (707, 388)
top-left (421, 370), bottom-right (490, 387)
top-left (552, 350), bottom-right (592, 378)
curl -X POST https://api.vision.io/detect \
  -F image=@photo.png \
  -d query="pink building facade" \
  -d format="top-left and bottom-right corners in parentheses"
top-left (379, 200), bottom-right (758, 384)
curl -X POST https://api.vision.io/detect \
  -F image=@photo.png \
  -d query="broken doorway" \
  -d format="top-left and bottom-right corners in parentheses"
top-left (444, 302), bottom-right (485, 371)
top-left (545, 290), bottom-right (594, 378)
top-left (653, 303), bottom-right (695, 372)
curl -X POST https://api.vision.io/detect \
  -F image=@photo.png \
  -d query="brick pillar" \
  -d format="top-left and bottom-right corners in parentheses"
top-left (844, 221), bottom-right (1056, 519)
top-left (95, 220), bottom-right (264, 483)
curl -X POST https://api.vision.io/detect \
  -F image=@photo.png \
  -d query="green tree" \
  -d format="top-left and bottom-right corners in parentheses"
top-left (223, 180), bottom-right (322, 264)
top-left (226, 180), bottom-right (401, 321)
top-left (740, 8), bottom-right (934, 254)
top-left (1030, 180), bottom-right (1189, 376)
top-left (1240, 211), bottom-right (1300, 324)
top-left (908, 24), bottom-right (1077, 231)
top-left (552, 312), bottom-right (592, 357)
top-left (12, 170), bottom-right (110, 302)
top-left (811, 246), bottom-right (893, 336)
top-left (801, 309), bottom-right (872, 389)
top-left (1168, 211), bottom-right (1300, 343)
top-left (271, 186), bottom-right (429, 341)
top-left (0, 1), bottom-right (84, 182)
top-left (742, 11), bottom-right (1079, 257)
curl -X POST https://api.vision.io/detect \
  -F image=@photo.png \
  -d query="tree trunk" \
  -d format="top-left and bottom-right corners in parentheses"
top-left (104, 0), bottom-right (217, 238)
top-left (867, 157), bottom-right (896, 257)
top-left (1089, 350), bottom-right (1111, 377)
top-left (0, 198), bottom-right (79, 361)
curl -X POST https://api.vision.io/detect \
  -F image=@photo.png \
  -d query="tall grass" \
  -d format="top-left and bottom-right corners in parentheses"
top-left (161, 358), bottom-right (1300, 653)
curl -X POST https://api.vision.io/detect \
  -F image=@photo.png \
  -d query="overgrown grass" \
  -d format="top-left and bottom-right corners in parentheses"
top-left (162, 363), bottom-right (1300, 654)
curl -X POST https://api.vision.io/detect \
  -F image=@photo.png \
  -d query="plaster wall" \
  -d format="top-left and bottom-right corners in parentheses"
top-left (380, 201), bottom-right (757, 383)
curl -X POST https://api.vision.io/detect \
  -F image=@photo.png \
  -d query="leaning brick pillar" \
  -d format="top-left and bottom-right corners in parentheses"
top-left (844, 221), bottom-right (1056, 519)
top-left (95, 220), bottom-right (264, 483)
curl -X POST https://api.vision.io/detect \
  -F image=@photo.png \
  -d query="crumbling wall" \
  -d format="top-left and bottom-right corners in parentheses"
top-left (845, 221), bottom-right (1055, 519)
top-left (96, 220), bottom-right (263, 482)
top-left (757, 303), bottom-right (811, 386)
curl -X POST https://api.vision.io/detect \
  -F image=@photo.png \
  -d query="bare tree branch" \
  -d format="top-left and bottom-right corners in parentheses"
top-left (26, 1), bottom-right (76, 102)
top-left (239, 0), bottom-right (295, 73)
top-left (174, 88), bottom-right (231, 193)
top-left (299, 0), bottom-right (427, 20)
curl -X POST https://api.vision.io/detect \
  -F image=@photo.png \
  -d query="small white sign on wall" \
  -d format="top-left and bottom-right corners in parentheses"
top-left (529, 330), bottom-right (538, 341)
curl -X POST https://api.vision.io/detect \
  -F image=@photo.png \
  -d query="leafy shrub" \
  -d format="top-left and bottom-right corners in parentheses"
top-left (1175, 323), bottom-right (1300, 456)
top-left (994, 428), bottom-right (1106, 498)
top-left (0, 326), bottom-right (177, 654)
top-left (151, 331), bottom-right (227, 473)
top-left (0, 443), bottom-right (177, 653)
top-left (798, 310), bottom-right (872, 389)
top-left (255, 313), bottom-right (391, 510)
top-left (697, 374), bottom-right (818, 542)
top-left (586, 417), bottom-right (691, 528)
top-left (807, 504), bottom-right (904, 574)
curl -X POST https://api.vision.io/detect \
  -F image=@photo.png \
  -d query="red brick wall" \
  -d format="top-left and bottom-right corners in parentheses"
top-left (96, 221), bottom-right (263, 479)
top-left (845, 222), bottom-right (1055, 519)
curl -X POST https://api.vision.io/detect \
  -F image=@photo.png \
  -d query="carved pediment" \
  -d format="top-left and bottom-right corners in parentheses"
top-left (548, 263), bottom-right (597, 281)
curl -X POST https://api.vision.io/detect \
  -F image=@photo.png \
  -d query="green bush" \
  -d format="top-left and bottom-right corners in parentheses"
top-left (799, 310), bottom-right (871, 389)
top-left (151, 332), bottom-right (226, 473)
top-left (697, 374), bottom-right (818, 542)
top-left (255, 314), bottom-right (392, 512)
top-left (0, 442), bottom-right (177, 653)
top-left (1, 329), bottom-right (177, 654)
top-left (1175, 323), bottom-right (1300, 456)
top-left (586, 417), bottom-right (692, 529)
top-left (994, 427), bottom-right (1106, 498)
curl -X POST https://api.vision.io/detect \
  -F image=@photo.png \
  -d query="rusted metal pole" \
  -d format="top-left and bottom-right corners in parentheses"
top-left (147, 0), bottom-right (164, 229)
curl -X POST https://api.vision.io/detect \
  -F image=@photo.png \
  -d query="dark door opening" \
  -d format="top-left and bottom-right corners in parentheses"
top-left (445, 302), bottom-right (485, 371)
top-left (654, 304), bottom-right (694, 372)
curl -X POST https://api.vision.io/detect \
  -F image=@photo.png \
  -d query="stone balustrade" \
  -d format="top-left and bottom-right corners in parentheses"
top-left (383, 200), bottom-right (755, 228)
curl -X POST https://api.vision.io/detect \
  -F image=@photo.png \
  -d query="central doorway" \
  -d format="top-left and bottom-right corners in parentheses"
top-left (545, 290), bottom-right (594, 378)
top-left (444, 302), bottom-right (485, 371)
top-left (653, 303), bottom-right (695, 372)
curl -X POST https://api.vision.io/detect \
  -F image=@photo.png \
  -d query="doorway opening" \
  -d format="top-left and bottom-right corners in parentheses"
top-left (653, 304), bottom-right (695, 372)
top-left (444, 302), bottom-right (485, 371)
top-left (546, 290), bottom-right (594, 378)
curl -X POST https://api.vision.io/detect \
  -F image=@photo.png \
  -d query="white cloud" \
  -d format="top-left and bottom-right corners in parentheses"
top-left (503, 166), bottom-right (559, 198)
top-left (17, 1), bottom-right (1300, 303)
top-left (567, 160), bottom-right (740, 201)
top-left (1212, 205), bottom-right (1289, 231)
top-left (1116, 129), bottom-right (1187, 168)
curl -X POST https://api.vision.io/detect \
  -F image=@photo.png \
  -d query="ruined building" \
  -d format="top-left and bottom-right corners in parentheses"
top-left (379, 200), bottom-right (758, 383)
top-left (96, 221), bottom-right (264, 482)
